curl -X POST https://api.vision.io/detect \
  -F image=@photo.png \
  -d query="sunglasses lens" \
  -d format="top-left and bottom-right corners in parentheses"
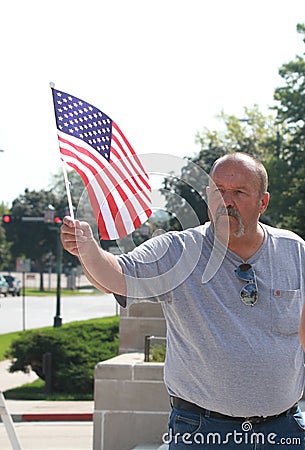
top-left (240, 283), bottom-right (258, 306)
top-left (236, 264), bottom-right (254, 281)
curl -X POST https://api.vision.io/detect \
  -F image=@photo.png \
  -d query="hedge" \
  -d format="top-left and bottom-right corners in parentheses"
top-left (6, 316), bottom-right (119, 394)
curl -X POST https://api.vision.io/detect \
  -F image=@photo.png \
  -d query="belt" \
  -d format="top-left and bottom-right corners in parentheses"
top-left (171, 396), bottom-right (298, 425)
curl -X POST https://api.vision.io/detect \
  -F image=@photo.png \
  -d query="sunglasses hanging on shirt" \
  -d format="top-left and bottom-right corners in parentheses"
top-left (235, 263), bottom-right (258, 306)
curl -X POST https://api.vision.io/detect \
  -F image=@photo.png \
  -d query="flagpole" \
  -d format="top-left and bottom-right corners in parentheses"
top-left (50, 81), bottom-right (74, 220)
top-left (61, 162), bottom-right (75, 220)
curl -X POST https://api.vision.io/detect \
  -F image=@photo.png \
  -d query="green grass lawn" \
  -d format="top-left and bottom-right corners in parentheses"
top-left (0, 331), bottom-right (23, 360)
top-left (4, 378), bottom-right (93, 401)
top-left (23, 287), bottom-right (103, 297)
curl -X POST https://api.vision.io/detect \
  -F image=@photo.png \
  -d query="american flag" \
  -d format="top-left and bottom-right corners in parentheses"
top-left (51, 88), bottom-right (152, 240)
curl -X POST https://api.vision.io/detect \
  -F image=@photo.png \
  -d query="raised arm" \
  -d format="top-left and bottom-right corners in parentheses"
top-left (60, 216), bottom-right (126, 295)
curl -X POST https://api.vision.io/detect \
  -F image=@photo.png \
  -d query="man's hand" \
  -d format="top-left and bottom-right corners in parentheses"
top-left (61, 216), bottom-right (94, 257)
top-left (60, 216), bottom-right (125, 295)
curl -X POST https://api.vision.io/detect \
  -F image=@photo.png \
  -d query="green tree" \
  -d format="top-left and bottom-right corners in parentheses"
top-left (163, 21), bottom-right (305, 238)
top-left (163, 107), bottom-right (279, 228)
top-left (50, 169), bottom-right (85, 209)
top-left (0, 202), bottom-right (12, 270)
top-left (3, 189), bottom-right (66, 289)
top-left (273, 23), bottom-right (305, 237)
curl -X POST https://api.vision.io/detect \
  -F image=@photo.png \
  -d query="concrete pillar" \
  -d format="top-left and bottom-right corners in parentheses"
top-left (93, 353), bottom-right (170, 450)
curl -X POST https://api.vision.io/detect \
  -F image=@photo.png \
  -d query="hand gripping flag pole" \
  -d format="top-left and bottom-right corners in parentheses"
top-left (49, 82), bottom-right (152, 240)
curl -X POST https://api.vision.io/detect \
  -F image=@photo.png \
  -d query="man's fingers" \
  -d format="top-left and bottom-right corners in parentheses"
top-left (61, 217), bottom-right (94, 257)
top-left (62, 216), bottom-right (92, 236)
top-left (62, 216), bottom-right (76, 227)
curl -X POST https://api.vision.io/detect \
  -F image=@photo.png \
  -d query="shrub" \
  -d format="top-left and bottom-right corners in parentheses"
top-left (150, 343), bottom-right (166, 362)
top-left (6, 316), bottom-right (119, 394)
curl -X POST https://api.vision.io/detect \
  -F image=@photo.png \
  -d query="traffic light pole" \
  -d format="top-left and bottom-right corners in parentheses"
top-left (53, 226), bottom-right (63, 328)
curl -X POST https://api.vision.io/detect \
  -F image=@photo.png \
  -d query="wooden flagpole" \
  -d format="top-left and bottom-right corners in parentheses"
top-left (61, 162), bottom-right (75, 220)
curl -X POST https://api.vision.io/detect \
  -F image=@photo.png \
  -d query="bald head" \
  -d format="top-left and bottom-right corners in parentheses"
top-left (209, 153), bottom-right (268, 196)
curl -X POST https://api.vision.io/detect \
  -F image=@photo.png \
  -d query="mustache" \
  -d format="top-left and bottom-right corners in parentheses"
top-left (215, 206), bottom-right (245, 237)
top-left (215, 206), bottom-right (241, 220)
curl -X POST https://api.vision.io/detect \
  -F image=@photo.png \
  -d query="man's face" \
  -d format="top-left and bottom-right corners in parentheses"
top-left (207, 159), bottom-right (268, 240)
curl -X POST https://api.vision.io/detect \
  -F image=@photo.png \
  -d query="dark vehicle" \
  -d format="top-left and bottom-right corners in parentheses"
top-left (0, 275), bottom-right (9, 296)
top-left (4, 275), bottom-right (21, 296)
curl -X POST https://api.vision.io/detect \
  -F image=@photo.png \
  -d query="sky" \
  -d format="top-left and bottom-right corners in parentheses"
top-left (0, 0), bottom-right (305, 207)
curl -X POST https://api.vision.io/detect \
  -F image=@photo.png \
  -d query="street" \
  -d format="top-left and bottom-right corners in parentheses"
top-left (0, 293), bottom-right (118, 334)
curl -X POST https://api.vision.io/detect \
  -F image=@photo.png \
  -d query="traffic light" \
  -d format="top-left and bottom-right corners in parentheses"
top-left (54, 216), bottom-right (62, 225)
top-left (2, 214), bottom-right (13, 224)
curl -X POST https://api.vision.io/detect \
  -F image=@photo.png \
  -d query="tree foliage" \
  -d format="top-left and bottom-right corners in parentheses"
top-left (0, 202), bottom-right (12, 270)
top-left (2, 169), bottom-right (84, 278)
top-left (3, 189), bottom-right (62, 274)
top-left (50, 170), bottom-right (85, 207)
top-left (272, 23), bottom-right (305, 237)
top-left (163, 24), bottom-right (305, 239)
top-left (163, 106), bottom-right (279, 228)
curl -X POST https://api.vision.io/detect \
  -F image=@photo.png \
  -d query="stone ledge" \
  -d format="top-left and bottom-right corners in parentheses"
top-left (95, 353), bottom-right (164, 382)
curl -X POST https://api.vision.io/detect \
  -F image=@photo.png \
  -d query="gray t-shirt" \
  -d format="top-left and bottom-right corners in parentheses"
top-left (115, 222), bottom-right (305, 417)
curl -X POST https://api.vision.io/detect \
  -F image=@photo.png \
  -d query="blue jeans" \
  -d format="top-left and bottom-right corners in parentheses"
top-left (164, 406), bottom-right (305, 449)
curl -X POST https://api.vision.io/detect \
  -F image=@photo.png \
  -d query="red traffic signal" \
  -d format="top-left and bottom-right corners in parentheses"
top-left (54, 217), bottom-right (62, 225)
top-left (2, 214), bottom-right (12, 224)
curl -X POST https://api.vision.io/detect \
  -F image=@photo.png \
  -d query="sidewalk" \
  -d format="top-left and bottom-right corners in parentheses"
top-left (0, 360), bottom-right (38, 393)
top-left (0, 360), bottom-right (93, 422)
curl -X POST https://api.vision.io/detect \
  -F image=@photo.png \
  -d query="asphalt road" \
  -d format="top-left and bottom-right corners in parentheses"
top-left (0, 293), bottom-right (118, 334)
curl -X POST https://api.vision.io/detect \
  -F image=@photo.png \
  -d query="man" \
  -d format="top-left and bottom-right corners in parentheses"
top-left (61, 153), bottom-right (305, 448)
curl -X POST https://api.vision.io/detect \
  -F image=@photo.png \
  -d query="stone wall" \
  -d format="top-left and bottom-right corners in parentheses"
top-left (119, 302), bottom-right (166, 354)
top-left (93, 353), bottom-right (170, 450)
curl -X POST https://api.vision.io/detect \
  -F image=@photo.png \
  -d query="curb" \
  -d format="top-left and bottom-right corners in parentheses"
top-left (1, 413), bottom-right (93, 423)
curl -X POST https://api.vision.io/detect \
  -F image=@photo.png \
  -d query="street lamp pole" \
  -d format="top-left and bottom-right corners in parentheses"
top-left (54, 225), bottom-right (63, 328)
top-left (44, 205), bottom-right (63, 328)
